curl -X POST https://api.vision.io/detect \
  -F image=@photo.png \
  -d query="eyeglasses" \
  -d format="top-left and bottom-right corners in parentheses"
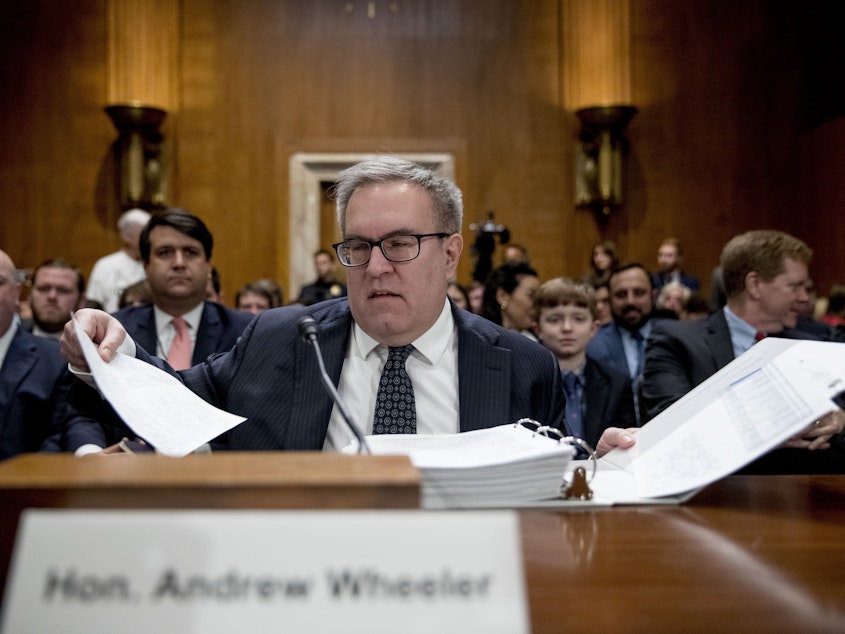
top-left (333, 233), bottom-right (451, 267)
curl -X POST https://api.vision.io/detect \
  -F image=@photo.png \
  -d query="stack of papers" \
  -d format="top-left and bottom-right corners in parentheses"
top-left (354, 424), bottom-right (575, 509)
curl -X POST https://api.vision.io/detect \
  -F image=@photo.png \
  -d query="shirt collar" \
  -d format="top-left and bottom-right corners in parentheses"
top-left (351, 298), bottom-right (455, 365)
top-left (154, 302), bottom-right (205, 337)
top-left (723, 305), bottom-right (757, 355)
top-left (561, 361), bottom-right (586, 384)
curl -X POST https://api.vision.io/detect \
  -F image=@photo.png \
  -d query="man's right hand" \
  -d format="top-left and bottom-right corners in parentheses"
top-left (60, 308), bottom-right (128, 371)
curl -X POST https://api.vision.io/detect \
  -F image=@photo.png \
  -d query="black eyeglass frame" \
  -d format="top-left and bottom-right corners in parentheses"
top-left (332, 232), bottom-right (451, 267)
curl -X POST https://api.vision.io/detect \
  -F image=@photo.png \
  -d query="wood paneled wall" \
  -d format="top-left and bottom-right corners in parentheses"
top-left (2, 0), bottom-right (844, 303)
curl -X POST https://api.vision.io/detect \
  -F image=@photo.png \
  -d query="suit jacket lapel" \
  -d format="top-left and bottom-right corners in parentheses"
top-left (193, 303), bottom-right (220, 364)
top-left (456, 313), bottom-right (511, 432)
top-left (0, 330), bottom-right (37, 421)
top-left (132, 307), bottom-right (158, 356)
top-left (286, 306), bottom-right (351, 449)
top-left (706, 310), bottom-right (736, 371)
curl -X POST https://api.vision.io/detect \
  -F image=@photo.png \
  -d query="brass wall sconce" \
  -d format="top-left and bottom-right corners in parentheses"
top-left (575, 105), bottom-right (637, 217)
top-left (105, 103), bottom-right (168, 210)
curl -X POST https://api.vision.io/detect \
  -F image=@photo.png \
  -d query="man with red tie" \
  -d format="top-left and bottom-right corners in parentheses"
top-left (642, 230), bottom-right (845, 473)
top-left (68, 208), bottom-right (253, 454)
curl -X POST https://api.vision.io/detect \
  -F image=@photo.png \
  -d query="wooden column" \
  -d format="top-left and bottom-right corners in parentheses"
top-left (562, 0), bottom-right (632, 110)
top-left (106, 0), bottom-right (179, 110)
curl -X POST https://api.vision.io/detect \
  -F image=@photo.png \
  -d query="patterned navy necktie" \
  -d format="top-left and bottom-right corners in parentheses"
top-left (372, 345), bottom-right (416, 434)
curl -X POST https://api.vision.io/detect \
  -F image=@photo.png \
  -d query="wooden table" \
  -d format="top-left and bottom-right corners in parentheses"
top-left (1, 455), bottom-right (844, 632)
top-left (522, 475), bottom-right (845, 633)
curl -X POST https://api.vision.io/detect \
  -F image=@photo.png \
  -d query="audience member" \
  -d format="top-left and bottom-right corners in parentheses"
top-left (651, 237), bottom-right (700, 292)
top-left (0, 249), bottom-right (75, 459)
top-left (67, 208), bottom-right (255, 454)
top-left (295, 249), bottom-right (347, 306)
top-left (642, 230), bottom-right (845, 473)
top-left (118, 279), bottom-right (153, 309)
top-left (533, 278), bottom-right (637, 448)
top-left (467, 280), bottom-right (484, 314)
top-left (62, 156), bottom-right (635, 456)
top-left (582, 240), bottom-right (618, 288)
top-left (792, 278), bottom-right (831, 339)
top-left (23, 258), bottom-right (86, 340)
top-left (235, 283), bottom-right (274, 314)
top-left (206, 267), bottom-right (223, 304)
top-left (594, 282), bottom-right (612, 325)
top-left (446, 280), bottom-right (470, 310)
top-left (708, 265), bottom-right (727, 312)
top-left (682, 294), bottom-right (711, 321)
top-left (586, 263), bottom-right (660, 424)
top-left (654, 281), bottom-right (692, 319)
top-left (252, 278), bottom-right (284, 308)
top-left (501, 243), bottom-right (530, 265)
top-left (114, 208), bottom-right (253, 368)
top-left (85, 208), bottom-right (151, 313)
top-left (822, 284), bottom-right (845, 330)
top-left (481, 261), bottom-right (540, 339)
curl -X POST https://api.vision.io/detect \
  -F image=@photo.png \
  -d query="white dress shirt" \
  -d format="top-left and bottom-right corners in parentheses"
top-left (323, 299), bottom-right (460, 451)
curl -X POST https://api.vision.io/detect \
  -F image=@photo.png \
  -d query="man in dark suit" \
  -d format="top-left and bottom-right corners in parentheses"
top-left (533, 278), bottom-right (637, 450)
top-left (117, 208), bottom-right (253, 367)
top-left (62, 157), bottom-right (635, 455)
top-left (650, 237), bottom-right (700, 292)
top-left (68, 208), bottom-right (253, 453)
top-left (642, 230), bottom-right (845, 473)
top-left (0, 249), bottom-right (82, 459)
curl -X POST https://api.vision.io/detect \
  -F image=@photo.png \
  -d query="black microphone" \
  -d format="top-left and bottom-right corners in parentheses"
top-left (297, 316), bottom-right (371, 454)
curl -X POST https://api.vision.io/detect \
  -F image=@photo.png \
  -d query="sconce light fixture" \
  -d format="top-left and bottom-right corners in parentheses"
top-left (105, 103), bottom-right (168, 210)
top-left (575, 105), bottom-right (637, 218)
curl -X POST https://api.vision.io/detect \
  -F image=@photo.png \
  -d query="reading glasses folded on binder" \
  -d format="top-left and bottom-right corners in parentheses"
top-left (333, 233), bottom-right (451, 267)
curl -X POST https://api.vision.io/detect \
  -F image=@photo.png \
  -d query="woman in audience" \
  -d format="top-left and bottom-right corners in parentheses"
top-left (481, 262), bottom-right (540, 339)
top-left (446, 280), bottom-right (470, 310)
top-left (582, 240), bottom-right (619, 288)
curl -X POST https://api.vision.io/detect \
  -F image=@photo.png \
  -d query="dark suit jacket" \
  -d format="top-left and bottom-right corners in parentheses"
top-left (651, 270), bottom-right (701, 292)
top-left (122, 298), bottom-right (565, 450)
top-left (581, 357), bottom-right (638, 449)
top-left (0, 327), bottom-right (72, 459)
top-left (642, 309), bottom-right (845, 473)
top-left (585, 321), bottom-right (631, 380)
top-left (113, 301), bottom-right (254, 366)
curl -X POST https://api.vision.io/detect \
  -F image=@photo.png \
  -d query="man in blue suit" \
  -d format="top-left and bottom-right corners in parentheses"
top-left (586, 263), bottom-right (659, 424)
top-left (62, 157), bottom-right (634, 455)
top-left (0, 249), bottom-right (77, 459)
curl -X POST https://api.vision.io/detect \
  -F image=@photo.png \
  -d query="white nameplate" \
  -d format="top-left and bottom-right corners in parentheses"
top-left (1, 509), bottom-right (528, 634)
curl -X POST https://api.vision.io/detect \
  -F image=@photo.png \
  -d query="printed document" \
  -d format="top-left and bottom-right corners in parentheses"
top-left (594, 338), bottom-right (845, 502)
top-left (74, 317), bottom-right (246, 457)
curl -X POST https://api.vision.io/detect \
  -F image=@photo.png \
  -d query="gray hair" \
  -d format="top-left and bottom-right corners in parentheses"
top-left (117, 208), bottom-right (152, 238)
top-left (332, 156), bottom-right (463, 236)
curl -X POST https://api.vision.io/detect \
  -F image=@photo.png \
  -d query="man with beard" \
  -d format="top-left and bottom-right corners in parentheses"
top-left (0, 250), bottom-right (76, 458)
top-left (641, 230), bottom-right (845, 473)
top-left (24, 258), bottom-right (86, 340)
top-left (586, 263), bottom-right (658, 424)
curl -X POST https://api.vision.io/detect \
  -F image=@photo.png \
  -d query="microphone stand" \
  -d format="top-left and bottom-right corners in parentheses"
top-left (299, 318), bottom-right (371, 455)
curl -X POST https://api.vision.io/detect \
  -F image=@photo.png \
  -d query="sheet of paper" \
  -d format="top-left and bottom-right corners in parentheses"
top-left (74, 317), bottom-right (246, 457)
top-left (601, 338), bottom-right (845, 500)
